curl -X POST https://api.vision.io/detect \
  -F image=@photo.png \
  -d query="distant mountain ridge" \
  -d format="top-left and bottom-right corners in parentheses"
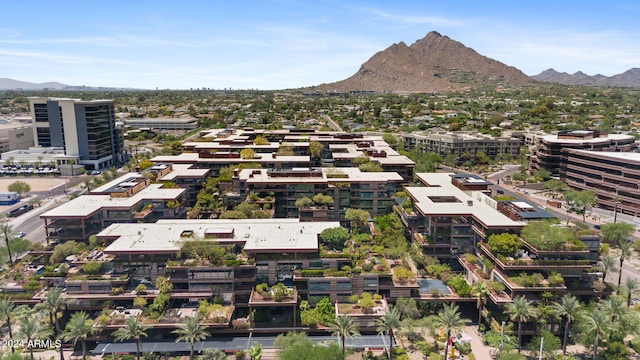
top-left (0, 78), bottom-right (142, 91)
top-left (0, 78), bottom-right (68, 90)
top-left (531, 68), bottom-right (640, 87)
top-left (315, 31), bottom-right (532, 93)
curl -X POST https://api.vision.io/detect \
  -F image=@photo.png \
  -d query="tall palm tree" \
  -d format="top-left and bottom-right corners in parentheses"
top-left (471, 281), bottom-right (490, 331)
top-left (599, 254), bottom-right (617, 283)
top-left (620, 278), bottom-right (640, 307)
top-left (601, 295), bottom-right (626, 339)
top-left (0, 224), bottom-right (15, 266)
top-left (247, 343), bottom-right (263, 360)
top-left (328, 315), bottom-right (360, 357)
top-left (376, 308), bottom-right (401, 360)
top-left (173, 315), bottom-right (210, 360)
top-left (112, 316), bottom-right (150, 360)
top-left (582, 309), bottom-right (611, 360)
top-left (17, 311), bottom-right (51, 360)
top-left (552, 294), bottom-right (581, 354)
top-left (617, 240), bottom-right (633, 286)
top-left (0, 299), bottom-right (16, 353)
top-left (62, 311), bottom-right (96, 360)
top-left (506, 295), bottom-right (536, 353)
top-left (37, 287), bottom-right (67, 360)
top-left (434, 303), bottom-right (465, 360)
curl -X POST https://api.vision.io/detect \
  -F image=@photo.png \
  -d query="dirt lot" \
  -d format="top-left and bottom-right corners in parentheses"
top-left (0, 178), bottom-right (66, 192)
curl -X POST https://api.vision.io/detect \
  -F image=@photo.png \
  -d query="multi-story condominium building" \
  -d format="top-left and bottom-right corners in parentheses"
top-left (400, 131), bottom-right (523, 162)
top-left (154, 128), bottom-right (415, 181)
top-left (560, 149), bottom-right (640, 217)
top-left (40, 172), bottom-right (187, 243)
top-left (466, 228), bottom-right (601, 307)
top-left (397, 173), bottom-right (524, 264)
top-left (50, 219), bottom-right (410, 327)
top-left (151, 163), bottom-right (210, 207)
top-left (123, 117), bottom-right (198, 130)
top-left (29, 97), bottom-right (125, 170)
top-left (529, 130), bottom-right (637, 177)
top-left (231, 167), bottom-right (404, 221)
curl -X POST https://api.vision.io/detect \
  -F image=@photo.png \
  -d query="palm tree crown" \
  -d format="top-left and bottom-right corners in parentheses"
top-left (17, 311), bottom-right (51, 360)
top-left (471, 281), bottom-right (490, 330)
top-left (173, 315), bottom-right (210, 360)
top-left (376, 308), bottom-right (401, 360)
top-left (434, 303), bottom-right (465, 360)
top-left (112, 316), bottom-right (150, 360)
top-left (63, 311), bottom-right (96, 360)
top-left (329, 314), bottom-right (360, 356)
top-left (0, 299), bottom-right (16, 353)
top-left (552, 294), bottom-right (580, 354)
top-left (506, 295), bottom-right (536, 353)
top-left (581, 308), bottom-right (611, 360)
top-left (620, 278), bottom-right (640, 307)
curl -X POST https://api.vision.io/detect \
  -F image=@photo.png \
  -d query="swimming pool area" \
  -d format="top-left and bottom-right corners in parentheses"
top-left (418, 278), bottom-right (452, 295)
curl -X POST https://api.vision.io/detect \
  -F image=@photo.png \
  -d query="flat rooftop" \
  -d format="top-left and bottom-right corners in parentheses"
top-left (150, 153), bottom-right (310, 164)
top-left (570, 149), bottom-right (640, 162)
top-left (158, 164), bottom-right (209, 181)
top-left (408, 173), bottom-right (523, 228)
top-left (238, 167), bottom-right (404, 184)
top-left (100, 219), bottom-right (340, 254)
top-left (41, 184), bottom-right (185, 218)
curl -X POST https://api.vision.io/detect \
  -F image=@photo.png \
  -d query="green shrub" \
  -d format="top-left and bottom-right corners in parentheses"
top-left (445, 275), bottom-right (471, 297)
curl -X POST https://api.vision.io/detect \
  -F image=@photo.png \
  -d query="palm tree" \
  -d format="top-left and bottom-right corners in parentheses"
top-left (112, 316), bottom-right (150, 360)
top-left (506, 295), bottom-right (536, 353)
top-left (173, 315), bottom-right (210, 360)
top-left (434, 304), bottom-right (465, 360)
top-left (0, 224), bottom-right (15, 266)
top-left (62, 311), bottom-right (96, 360)
top-left (37, 287), bottom-right (67, 360)
top-left (0, 299), bottom-right (16, 353)
top-left (582, 309), bottom-right (611, 360)
top-left (17, 311), bottom-right (51, 360)
top-left (471, 281), bottom-right (490, 331)
top-left (376, 308), bottom-right (401, 360)
top-left (620, 278), bottom-right (640, 307)
top-left (617, 240), bottom-right (633, 286)
top-left (601, 295), bottom-right (626, 339)
top-left (247, 343), bottom-right (263, 360)
top-left (328, 315), bottom-right (360, 357)
top-left (599, 254), bottom-right (617, 283)
top-left (552, 294), bottom-right (581, 354)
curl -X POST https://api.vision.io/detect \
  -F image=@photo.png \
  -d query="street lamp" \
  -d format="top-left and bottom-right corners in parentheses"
top-left (499, 321), bottom-right (505, 356)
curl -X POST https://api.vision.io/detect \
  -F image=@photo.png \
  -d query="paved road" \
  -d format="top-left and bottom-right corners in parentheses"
top-left (321, 114), bottom-right (343, 132)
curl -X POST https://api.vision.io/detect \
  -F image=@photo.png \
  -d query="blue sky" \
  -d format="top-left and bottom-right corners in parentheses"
top-left (2, 1), bottom-right (640, 90)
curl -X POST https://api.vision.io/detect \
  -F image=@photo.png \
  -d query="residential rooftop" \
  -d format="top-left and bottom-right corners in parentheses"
top-left (237, 167), bottom-right (404, 184)
top-left (408, 173), bottom-right (523, 228)
top-left (100, 219), bottom-right (339, 254)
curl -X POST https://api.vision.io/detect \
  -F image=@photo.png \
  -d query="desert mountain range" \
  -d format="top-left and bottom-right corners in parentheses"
top-left (315, 31), bottom-right (640, 92)
top-left (3, 31), bottom-right (640, 92)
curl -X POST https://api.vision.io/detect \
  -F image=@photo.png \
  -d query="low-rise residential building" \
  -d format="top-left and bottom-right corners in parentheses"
top-left (231, 167), bottom-right (404, 221)
top-left (400, 131), bottom-right (523, 162)
top-left (40, 172), bottom-right (187, 243)
top-left (43, 219), bottom-right (415, 328)
top-left (397, 173), bottom-right (524, 264)
top-left (123, 117), bottom-right (198, 130)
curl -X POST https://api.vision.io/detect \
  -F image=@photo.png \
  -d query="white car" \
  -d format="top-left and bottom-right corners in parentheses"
top-left (16, 232), bottom-right (26, 238)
